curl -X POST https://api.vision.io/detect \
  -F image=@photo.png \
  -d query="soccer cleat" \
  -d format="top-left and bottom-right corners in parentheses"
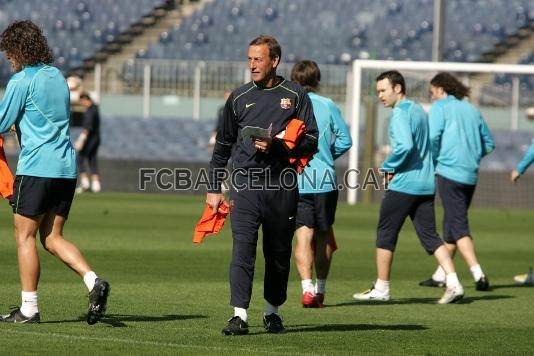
top-left (301, 291), bottom-right (320, 308)
top-left (315, 293), bottom-right (325, 307)
top-left (0, 307), bottom-right (40, 323)
top-left (437, 284), bottom-right (464, 304)
top-left (513, 267), bottom-right (534, 285)
top-left (222, 316), bottom-right (249, 335)
top-left (475, 276), bottom-right (490, 291)
top-left (87, 278), bottom-right (110, 325)
top-left (352, 286), bottom-right (390, 301)
top-left (263, 313), bottom-right (286, 334)
top-left (418, 277), bottom-right (446, 288)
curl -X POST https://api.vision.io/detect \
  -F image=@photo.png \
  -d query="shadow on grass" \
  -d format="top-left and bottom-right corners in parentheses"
top-left (41, 314), bottom-right (207, 327)
top-left (286, 323), bottom-right (428, 333)
top-left (488, 283), bottom-right (534, 290)
top-left (246, 323), bottom-right (427, 335)
top-left (330, 294), bottom-right (513, 307)
top-left (457, 294), bottom-right (514, 304)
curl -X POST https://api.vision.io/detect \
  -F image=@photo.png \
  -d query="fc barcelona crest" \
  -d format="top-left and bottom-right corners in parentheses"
top-left (280, 98), bottom-right (292, 109)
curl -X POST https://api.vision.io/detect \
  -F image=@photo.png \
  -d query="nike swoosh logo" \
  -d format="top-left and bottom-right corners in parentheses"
top-left (245, 103), bottom-right (256, 108)
top-left (288, 216), bottom-right (295, 220)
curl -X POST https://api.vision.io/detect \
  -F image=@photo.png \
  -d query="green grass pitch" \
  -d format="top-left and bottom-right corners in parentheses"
top-left (0, 193), bottom-right (532, 355)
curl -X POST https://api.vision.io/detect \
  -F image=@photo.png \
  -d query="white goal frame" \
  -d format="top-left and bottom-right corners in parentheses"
top-left (348, 59), bottom-right (534, 205)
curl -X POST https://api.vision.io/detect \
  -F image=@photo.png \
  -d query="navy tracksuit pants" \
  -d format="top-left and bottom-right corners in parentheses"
top-left (229, 177), bottom-right (298, 309)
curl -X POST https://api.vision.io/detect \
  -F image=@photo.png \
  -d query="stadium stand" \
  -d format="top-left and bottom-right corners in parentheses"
top-left (0, 118), bottom-right (513, 171)
top-left (493, 49), bottom-right (534, 90)
top-left (141, 0), bottom-right (534, 64)
top-left (69, 117), bottom-right (214, 162)
top-left (0, 0), bottom-right (172, 83)
top-left (480, 129), bottom-right (534, 171)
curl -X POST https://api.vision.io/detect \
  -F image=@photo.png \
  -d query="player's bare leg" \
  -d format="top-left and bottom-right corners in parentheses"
top-left (0, 214), bottom-right (44, 323)
top-left (314, 228), bottom-right (333, 306)
top-left (295, 226), bottom-right (318, 307)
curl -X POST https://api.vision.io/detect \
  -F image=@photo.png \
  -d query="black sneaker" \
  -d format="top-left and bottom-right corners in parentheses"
top-left (0, 307), bottom-right (40, 323)
top-left (418, 278), bottom-right (446, 288)
top-left (263, 313), bottom-right (286, 334)
top-left (87, 278), bottom-right (110, 325)
top-left (475, 276), bottom-right (490, 291)
top-left (222, 316), bottom-right (249, 335)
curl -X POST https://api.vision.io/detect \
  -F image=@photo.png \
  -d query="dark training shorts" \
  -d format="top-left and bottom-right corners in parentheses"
top-left (296, 190), bottom-right (339, 231)
top-left (437, 175), bottom-right (476, 243)
top-left (377, 189), bottom-right (443, 255)
top-left (9, 176), bottom-right (77, 219)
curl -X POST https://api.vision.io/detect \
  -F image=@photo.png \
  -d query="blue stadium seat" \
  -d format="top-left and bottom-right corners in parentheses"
top-left (136, 0), bottom-right (534, 66)
top-left (0, 0), bottom-right (166, 82)
top-left (79, 117), bottom-right (215, 162)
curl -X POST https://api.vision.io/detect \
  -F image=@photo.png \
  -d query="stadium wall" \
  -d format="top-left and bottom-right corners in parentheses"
top-left (7, 154), bottom-right (532, 209)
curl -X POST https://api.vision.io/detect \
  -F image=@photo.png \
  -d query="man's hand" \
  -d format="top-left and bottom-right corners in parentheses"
top-left (253, 136), bottom-right (272, 153)
top-left (206, 192), bottom-right (226, 213)
top-left (74, 131), bottom-right (88, 152)
top-left (511, 169), bottom-right (520, 183)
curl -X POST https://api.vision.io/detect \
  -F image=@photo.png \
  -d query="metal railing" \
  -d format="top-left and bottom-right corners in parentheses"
top-left (94, 59), bottom-right (351, 119)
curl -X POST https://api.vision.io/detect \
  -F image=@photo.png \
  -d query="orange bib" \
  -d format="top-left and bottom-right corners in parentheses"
top-left (0, 135), bottom-right (14, 199)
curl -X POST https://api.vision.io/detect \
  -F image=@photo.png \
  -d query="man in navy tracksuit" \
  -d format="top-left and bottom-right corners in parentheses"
top-left (207, 35), bottom-right (318, 335)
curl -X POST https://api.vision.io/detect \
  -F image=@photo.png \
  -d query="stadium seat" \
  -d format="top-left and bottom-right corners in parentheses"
top-left (0, 0), bottom-right (167, 82)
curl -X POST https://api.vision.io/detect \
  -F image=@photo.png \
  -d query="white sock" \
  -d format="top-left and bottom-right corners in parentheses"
top-left (83, 271), bottom-right (98, 291)
top-left (91, 180), bottom-right (101, 193)
top-left (374, 279), bottom-right (390, 293)
top-left (446, 272), bottom-right (460, 288)
top-left (301, 279), bottom-right (314, 294)
top-left (315, 279), bottom-right (326, 294)
top-left (20, 291), bottom-right (38, 316)
top-left (264, 301), bottom-right (278, 316)
top-left (81, 176), bottom-right (90, 190)
top-left (234, 307), bottom-right (247, 322)
top-left (470, 264), bottom-right (484, 281)
top-left (432, 266), bottom-right (446, 282)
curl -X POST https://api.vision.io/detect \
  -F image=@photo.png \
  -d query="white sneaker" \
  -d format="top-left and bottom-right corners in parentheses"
top-left (81, 177), bottom-right (90, 191)
top-left (437, 284), bottom-right (464, 304)
top-left (352, 286), bottom-right (390, 301)
top-left (513, 267), bottom-right (534, 285)
top-left (91, 180), bottom-right (101, 193)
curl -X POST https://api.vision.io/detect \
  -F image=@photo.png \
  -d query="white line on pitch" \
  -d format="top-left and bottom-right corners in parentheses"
top-left (0, 329), bottom-right (321, 355)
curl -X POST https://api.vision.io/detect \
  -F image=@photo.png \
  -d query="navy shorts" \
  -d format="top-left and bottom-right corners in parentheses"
top-left (437, 175), bottom-right (476, 243)
top-left (296, 190), bottom-right (338, 231)
top-left (9, 176), bottom-right (77, 219)
top-left (377, 190), bottom-right (443, 255)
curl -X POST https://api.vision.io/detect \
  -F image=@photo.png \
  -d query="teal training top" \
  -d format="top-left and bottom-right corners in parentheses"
top-left (382, 99), bottom-right (435, 195)
top-left (0, 64), bottom-right (76, 178)
top-left (298, 92), bottom-right (352, 193)
top-left (516, 139), bottom-right (534, 175)
top-left (429, 95), bottom-right (494, 185)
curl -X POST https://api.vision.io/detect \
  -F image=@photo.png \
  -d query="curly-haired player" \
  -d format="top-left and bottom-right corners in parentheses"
top-left (0, 20), bottom-right (110, 324)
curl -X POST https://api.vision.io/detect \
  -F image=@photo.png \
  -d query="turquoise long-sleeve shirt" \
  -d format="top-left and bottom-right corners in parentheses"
top-left (0, 64), bottom-right (76, 178)
top-left (516, 139), bottom-right (534, 175)
top-left (429, 95), bottom-right (494, 185)
top-left (298, 92), bottom-right (352, 193)
top-left (382, 99), bottom-right (435, 195)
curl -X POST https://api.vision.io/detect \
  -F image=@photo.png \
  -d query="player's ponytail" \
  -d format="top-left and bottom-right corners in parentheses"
top-left (430, 72), bottom-right (470, 100)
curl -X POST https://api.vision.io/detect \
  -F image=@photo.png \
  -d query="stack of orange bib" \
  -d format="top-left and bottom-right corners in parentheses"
top-left (275, 118), bottom-right (314, 174)
top-left (0, 135), bottom-right (14, 199)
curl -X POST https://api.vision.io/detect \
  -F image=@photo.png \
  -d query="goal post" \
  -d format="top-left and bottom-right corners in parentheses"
top-left (347, 59), bottom-right (534, 205)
